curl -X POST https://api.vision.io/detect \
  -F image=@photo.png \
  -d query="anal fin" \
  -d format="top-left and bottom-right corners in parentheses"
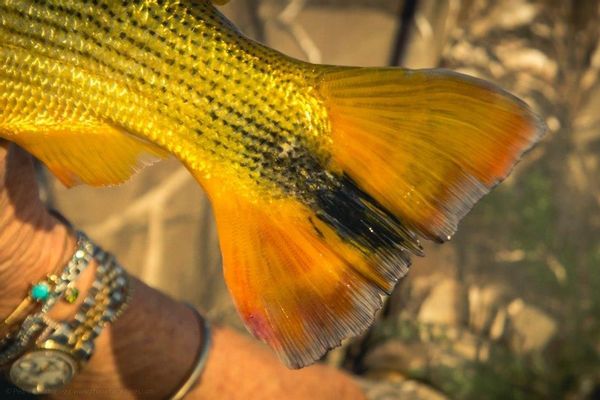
top-left (0, 121), bottom-right (169, 187)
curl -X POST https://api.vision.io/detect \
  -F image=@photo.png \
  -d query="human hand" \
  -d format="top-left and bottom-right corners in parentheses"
top-left (0, 142), bottom-right (366, 400)
top-left (0, 141), bottom-right (74, 317)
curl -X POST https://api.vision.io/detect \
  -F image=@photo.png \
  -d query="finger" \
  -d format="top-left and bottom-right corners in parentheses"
top-left (2, 143), bottom-right (43, 212)
top-left (0, 139), bottom-right (9, 161)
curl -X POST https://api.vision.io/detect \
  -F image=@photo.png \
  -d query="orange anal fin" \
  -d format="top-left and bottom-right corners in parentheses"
top-left (0, 121), bottom-right (169, 187)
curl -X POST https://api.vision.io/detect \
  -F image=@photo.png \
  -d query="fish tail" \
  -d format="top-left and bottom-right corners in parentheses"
top-left (315, 66), bottom-right (546, 241)
top-left (197, 66), bottom-right (546, 369)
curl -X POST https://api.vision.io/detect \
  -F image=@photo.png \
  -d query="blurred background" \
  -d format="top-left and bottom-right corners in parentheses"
top-left (43, 0), bottom-right (600, 399)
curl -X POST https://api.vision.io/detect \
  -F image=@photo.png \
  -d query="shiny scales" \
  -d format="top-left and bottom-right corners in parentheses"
top-left (0, 0), bottom-right (545, 368)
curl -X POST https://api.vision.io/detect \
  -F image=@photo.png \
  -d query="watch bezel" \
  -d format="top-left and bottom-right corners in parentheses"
top-left (9, 348), bottom-right (79, 395)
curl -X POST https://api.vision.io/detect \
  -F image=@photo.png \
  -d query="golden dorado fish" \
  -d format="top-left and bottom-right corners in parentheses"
top-left (0, 0), bottom-right (544, 368)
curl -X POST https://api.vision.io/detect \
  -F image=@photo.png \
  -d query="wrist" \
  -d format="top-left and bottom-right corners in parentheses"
top-left (3, 234), bottom-right (131, 395)
top-left (50, 278), bottom-right (205, 400)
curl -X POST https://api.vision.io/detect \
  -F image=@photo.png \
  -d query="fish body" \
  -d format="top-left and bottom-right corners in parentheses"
top-left (0, 0), bottom-right (545, 368)
top-left (0, 1), bottom-right (326, 196)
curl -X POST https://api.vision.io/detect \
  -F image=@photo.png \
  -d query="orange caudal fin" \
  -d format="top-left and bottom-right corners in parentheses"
top-left (203, 187), bottom-right (414, 368)
top-left (316, 67), bottom-right (546, 242)
top-left (192, 67), bottom-right (545, 369)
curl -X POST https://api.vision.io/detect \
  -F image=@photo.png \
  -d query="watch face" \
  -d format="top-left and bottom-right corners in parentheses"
top-left (9, 349), bottom-right (78, 394)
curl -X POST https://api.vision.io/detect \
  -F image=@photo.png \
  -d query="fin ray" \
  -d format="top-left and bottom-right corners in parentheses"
top-left (0, 121), bottom-right (169, 187)
top-left (317, 67), bottom-right (546, 241)
top-left (201, 178), bottom-right (411, 368)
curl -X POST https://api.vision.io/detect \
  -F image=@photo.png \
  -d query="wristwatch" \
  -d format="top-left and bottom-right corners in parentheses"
top-left (8, 317), bottom-right (86, 394)
top-left (3, 248), bottom-right (131, 394)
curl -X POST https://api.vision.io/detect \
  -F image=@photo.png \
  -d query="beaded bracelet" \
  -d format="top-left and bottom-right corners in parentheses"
top-left (0, 231), bottom-right (93, 344)
top-left (2, 235), bottom-right (132, 394)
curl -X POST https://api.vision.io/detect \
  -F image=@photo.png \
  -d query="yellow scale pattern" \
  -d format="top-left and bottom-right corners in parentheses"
top-left (0, 0), bottom-right (330, 201)
top-left (0, 0), bottom-right (544, 368)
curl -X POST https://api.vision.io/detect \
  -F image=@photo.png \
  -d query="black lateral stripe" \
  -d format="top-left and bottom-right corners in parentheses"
top-left (89, 0), bottom-right (302, 141)
top-left (0, 7), bottom-right (177, 117)
top-left (1, 0), bottom-right (332, 201)
top-left (7, 1), bottom-right (207, 97)
top-left (8, 0), bottom-right (298, 145)
top-left (0, 25), bottom-right (307, 196)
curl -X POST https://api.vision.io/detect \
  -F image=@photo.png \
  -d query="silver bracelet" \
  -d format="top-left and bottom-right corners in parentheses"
top-left (41, 231), bottom-right (94, 313)
top-left (0, 231), bottom-right (94, 365)
top-left (4, 237), bottom-right (133, 395)
top-left (169, 304), bottom-right (212, 400)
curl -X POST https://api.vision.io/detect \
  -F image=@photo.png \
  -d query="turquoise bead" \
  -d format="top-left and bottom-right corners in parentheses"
top-left (31, 282), bottom-right (50, 301)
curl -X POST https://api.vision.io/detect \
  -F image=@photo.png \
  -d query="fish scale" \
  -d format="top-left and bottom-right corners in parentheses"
top-left (0, 0), bottom-right (544, 368)
top-left (0, 0), bottom-right (331, 200)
